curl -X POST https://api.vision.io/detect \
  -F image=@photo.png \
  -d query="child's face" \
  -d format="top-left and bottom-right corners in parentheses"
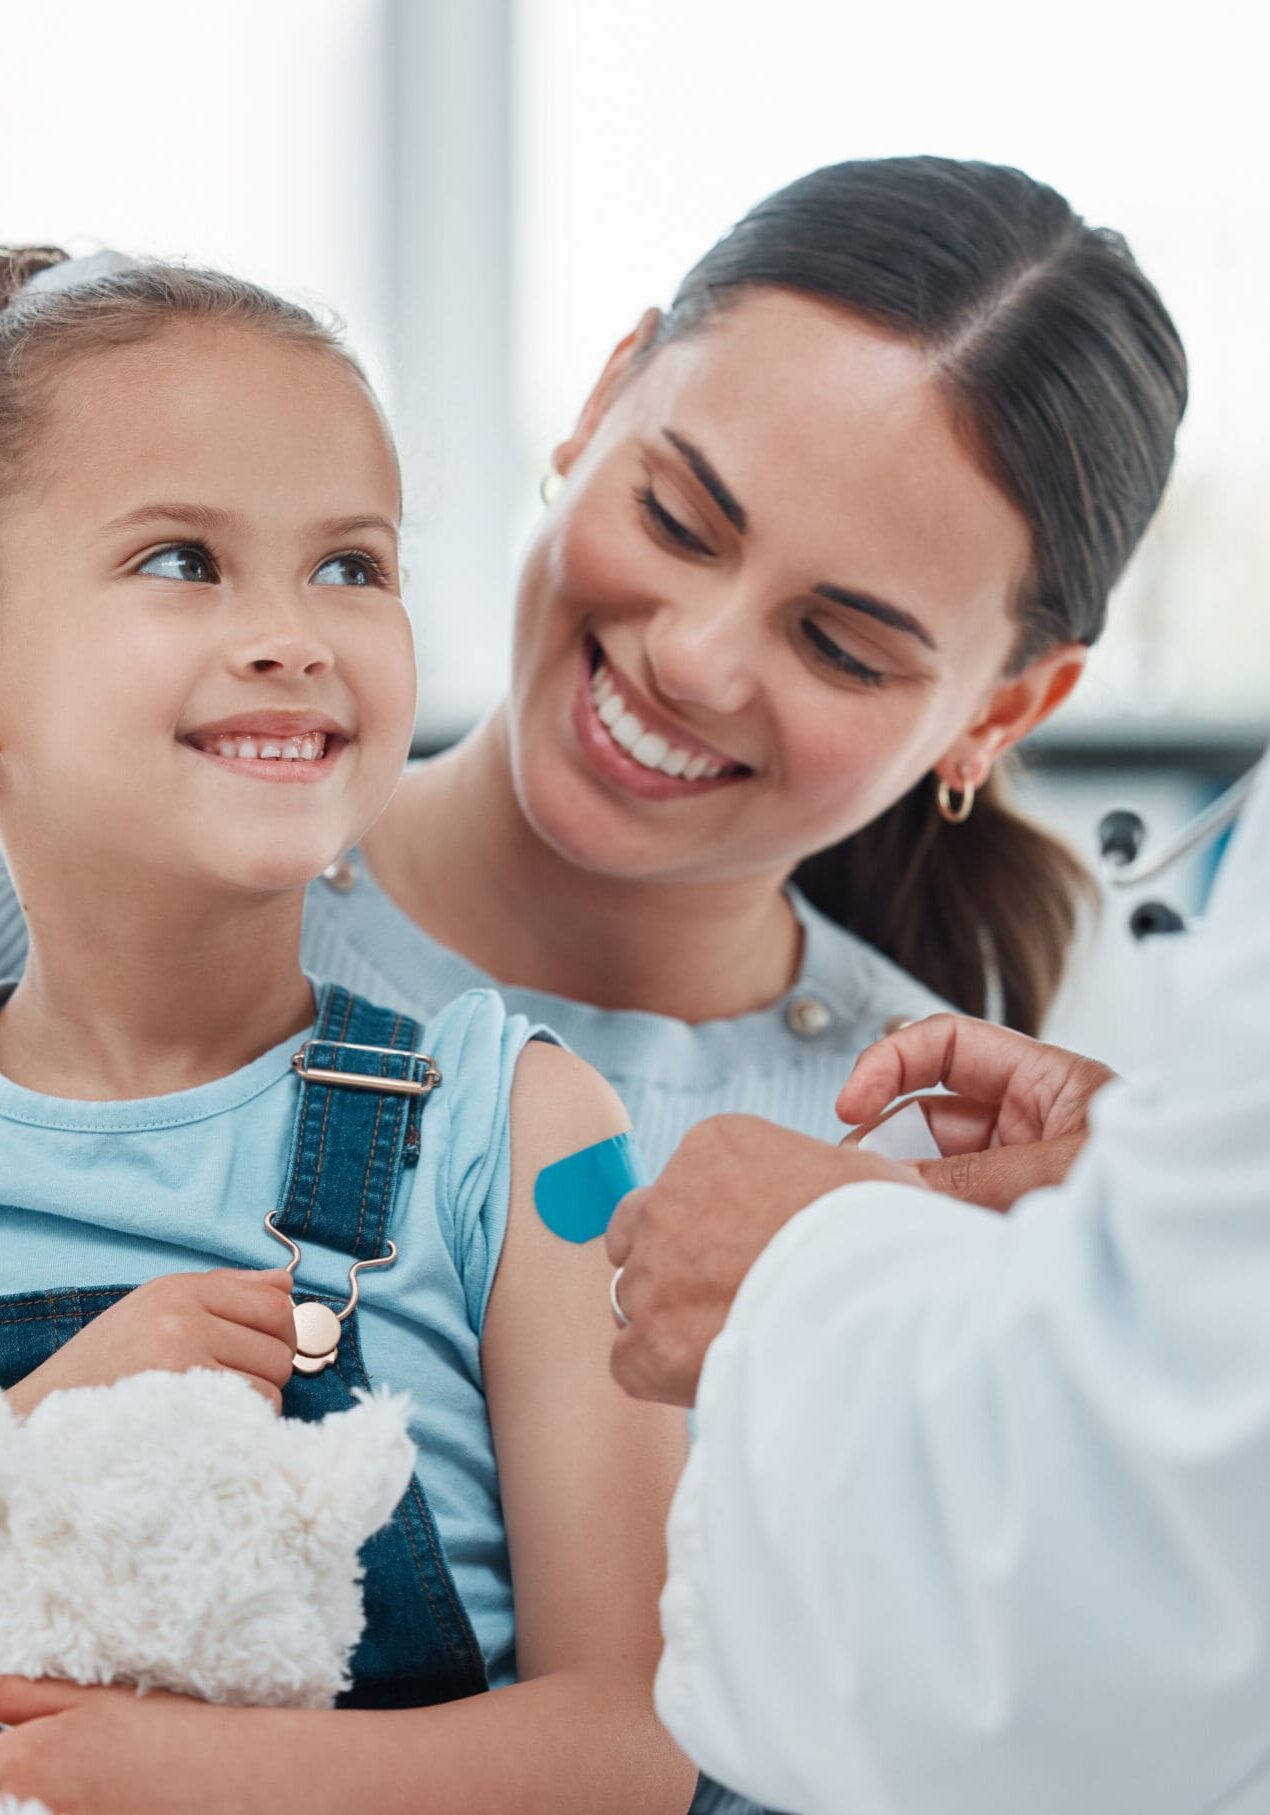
top-left (0, 324), bottom-right (416, 899)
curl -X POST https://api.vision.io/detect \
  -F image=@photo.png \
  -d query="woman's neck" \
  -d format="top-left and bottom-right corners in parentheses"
top-left (0, 868), bottom-right (313, 1100)
top-left (362, 711), bottom-right (802, 1023)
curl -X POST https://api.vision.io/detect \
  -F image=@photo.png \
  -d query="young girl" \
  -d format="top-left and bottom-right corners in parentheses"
top-left (0, 249), bottom-right (694, 1814)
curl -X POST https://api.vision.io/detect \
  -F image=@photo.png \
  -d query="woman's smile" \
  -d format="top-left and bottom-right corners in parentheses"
top-left (570, 635), bottom-right (751, 802)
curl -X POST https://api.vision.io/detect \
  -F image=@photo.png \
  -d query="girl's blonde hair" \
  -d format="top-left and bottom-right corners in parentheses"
top-left (0, 246), bottom-right (362, 491)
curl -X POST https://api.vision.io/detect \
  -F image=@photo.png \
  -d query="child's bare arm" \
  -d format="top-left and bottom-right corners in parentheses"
top-left (5, 1269), bottom-right (296, 1418)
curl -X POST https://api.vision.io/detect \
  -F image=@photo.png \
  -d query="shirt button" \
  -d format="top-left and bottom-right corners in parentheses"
top-left (322, 857), bottom-right (360, 893)
top-left (786, 994), bottom-right (833, 1039)
top-left (880, 1013), bottom-right (915, 1038)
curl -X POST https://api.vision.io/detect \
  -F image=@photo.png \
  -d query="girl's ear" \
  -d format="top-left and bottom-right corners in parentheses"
top-left (552, 307), bottom-right (662, 478)
top-left (937, 643), bottom-right (1087, 791)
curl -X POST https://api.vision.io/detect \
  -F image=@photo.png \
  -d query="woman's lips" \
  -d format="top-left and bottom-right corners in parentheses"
top-left (570, 640), bottom-right (750, 801)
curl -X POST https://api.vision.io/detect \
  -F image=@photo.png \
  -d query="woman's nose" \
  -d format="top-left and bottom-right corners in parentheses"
top-left (643, 595), bottom-right (760, 718)
top-left (227, 595), bottom-right (335, 680)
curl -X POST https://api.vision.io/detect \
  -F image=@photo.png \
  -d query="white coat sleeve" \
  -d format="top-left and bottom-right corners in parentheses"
top-left (656, 759), bottom-right (1270, 1815)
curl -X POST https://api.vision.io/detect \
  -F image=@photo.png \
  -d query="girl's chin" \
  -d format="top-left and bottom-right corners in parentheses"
top-left (195, 839), bottom-right (351, 898)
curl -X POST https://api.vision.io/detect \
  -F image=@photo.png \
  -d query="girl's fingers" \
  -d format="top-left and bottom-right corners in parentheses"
top-left (0, 1676), bottom-right (88, 1723)
top-left (209, 1321), bottom-right (296, 1392)
top-left (837, 1015), bottom-right (1039, 1125)
top-left (200, 1272), bottom-right (296, 1347)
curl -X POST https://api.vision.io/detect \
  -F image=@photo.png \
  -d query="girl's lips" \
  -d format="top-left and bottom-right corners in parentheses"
top-left (570, 643), bottom-right (749, 803)
top-left (181, 734), bottom-right (348, 785)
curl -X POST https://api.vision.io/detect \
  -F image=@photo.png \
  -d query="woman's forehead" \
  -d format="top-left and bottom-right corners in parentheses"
top-left (620, 292), bottom-right (1032, 634)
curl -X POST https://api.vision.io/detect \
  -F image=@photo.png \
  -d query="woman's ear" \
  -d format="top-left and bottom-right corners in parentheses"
top-left (937, 643), bottom-right (1088, 790)
top-left (553, 307), bottom-right (662, 478)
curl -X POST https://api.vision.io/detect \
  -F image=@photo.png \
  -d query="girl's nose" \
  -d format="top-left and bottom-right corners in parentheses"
top-left (643, 594), bottom-right (760, 719)
top-left (228, 597), bottom-right (335, 680)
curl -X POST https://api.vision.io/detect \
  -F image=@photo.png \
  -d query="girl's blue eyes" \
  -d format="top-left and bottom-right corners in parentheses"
top-left (134, 544), bottom-right (388, 588)
top-left (312, 554), bottom-right (380, 588)
top-left (137, 545), bottom-right (216, 584)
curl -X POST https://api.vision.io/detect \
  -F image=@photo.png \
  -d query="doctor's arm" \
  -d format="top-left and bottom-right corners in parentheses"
top-left (651, 824), bottom-right (1270, 1815)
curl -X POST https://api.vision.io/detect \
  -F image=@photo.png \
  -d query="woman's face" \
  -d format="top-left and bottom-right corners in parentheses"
top-left (509, 289), bottom-right (1080, 886)
top-left (0, 323), bottom-right (416, 900)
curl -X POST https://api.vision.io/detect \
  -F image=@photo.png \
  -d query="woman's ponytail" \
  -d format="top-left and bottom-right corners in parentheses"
top-left (794, 765), bottom-right (1095, 1035)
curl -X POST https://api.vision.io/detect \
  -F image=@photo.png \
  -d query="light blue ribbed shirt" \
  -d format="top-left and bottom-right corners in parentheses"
top-left (0, 846), bottom-right (946, 1175)
top-left (0, 983), bottom-right (536, 1690)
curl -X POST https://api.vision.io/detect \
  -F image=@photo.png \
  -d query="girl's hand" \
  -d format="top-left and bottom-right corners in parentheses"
top-left (0, 1678), bottom-right (317, 1815)
top-left (838, 1013), bottom-right (1117, 1212)
top-left (6, 1269), bottom-right (296, 1419)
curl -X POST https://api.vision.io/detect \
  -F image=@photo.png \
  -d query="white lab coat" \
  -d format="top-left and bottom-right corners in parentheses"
top-left (657, 755), bottom-right (1270, 1815)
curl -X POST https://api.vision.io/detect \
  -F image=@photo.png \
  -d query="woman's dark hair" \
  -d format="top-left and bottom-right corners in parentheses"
top-left (651, 157), bottom-right (1188, 1034)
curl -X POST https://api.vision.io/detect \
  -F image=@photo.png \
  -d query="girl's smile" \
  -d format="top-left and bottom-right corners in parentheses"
top-left (182, 711), bottom-right (350, 784)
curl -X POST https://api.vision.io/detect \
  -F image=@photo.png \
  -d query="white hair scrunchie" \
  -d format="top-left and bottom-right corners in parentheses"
top-left (20, 248), bottom-right (141, 299)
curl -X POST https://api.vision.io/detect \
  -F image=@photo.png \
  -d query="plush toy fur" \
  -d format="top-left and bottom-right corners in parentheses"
top-left (0, 1365), bottom-right (416, 1814)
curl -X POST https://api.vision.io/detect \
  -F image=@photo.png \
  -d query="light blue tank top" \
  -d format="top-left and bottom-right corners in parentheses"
top-left (0, 839), bottom-right (946, 1174)
top-left (0, 982), bottom-right (537, 1689)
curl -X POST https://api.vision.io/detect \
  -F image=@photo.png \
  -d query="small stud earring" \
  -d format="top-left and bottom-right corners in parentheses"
top-left (539, 465), bottom-right (564, 506)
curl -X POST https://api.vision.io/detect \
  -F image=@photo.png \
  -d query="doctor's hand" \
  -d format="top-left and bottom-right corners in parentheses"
top-left (838, 1013), bottom-right (1117, 1213)
top-left (606, 1115), bottom-right (924, 1407)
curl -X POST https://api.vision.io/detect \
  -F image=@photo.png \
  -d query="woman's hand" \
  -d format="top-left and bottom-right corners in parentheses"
top-left (6, 1269), bottom-right (296, 1420)
top-left (0, 1679), bottom-right (335, 1815)
top-left (838, 1013), bottom-right (1118, 1212)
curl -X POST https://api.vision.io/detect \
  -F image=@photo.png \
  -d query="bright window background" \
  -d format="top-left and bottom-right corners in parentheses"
top-left (2, 0), bottom-right (1265, 1063)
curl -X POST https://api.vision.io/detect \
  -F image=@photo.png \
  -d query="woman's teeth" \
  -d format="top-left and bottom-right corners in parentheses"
top-left (590, 661), bottom-right (729, 780)
top-left (200, 733), bottom-right (327, 762)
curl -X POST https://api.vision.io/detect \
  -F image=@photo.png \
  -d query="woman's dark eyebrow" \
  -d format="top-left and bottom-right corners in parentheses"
top-left (813, 582), bottom-right (939, 652)
top-left (662, 430), bottom-right (748, 533)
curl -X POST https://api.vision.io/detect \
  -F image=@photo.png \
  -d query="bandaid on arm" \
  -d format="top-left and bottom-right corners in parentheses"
top-left (533, 1131), bottom-right (647, 1244)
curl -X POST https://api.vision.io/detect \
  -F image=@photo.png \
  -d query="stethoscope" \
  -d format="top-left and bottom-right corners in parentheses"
top-left (1098, 766), bottom-right (1259, 938)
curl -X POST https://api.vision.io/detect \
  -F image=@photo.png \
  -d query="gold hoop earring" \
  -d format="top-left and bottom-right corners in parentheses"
top-left (936, 769), bottom-right (976, 825)
top-left (539, 466), bottom-right (564, 506)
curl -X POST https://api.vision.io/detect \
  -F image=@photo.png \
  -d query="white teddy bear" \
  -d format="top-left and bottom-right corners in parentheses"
top-left (0, 1368), bottom-right (416, 1815)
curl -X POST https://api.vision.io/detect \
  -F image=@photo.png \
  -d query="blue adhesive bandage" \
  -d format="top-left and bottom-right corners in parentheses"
top-left (533, 1130), bottom-right (647, 1244)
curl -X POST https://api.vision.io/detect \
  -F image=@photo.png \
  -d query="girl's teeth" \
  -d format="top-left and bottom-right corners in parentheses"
top-left (202, 732), bottom-right (327, 761)
top-left (589, 656), bottom-right (734, 781)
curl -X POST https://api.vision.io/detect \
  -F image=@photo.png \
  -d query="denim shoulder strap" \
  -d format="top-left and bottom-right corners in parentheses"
top-left (274, 982), bottom-right (440, 1260)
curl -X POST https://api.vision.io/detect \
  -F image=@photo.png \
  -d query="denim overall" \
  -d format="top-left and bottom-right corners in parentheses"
top-left (0, 983), bottom-right (488, 1712)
